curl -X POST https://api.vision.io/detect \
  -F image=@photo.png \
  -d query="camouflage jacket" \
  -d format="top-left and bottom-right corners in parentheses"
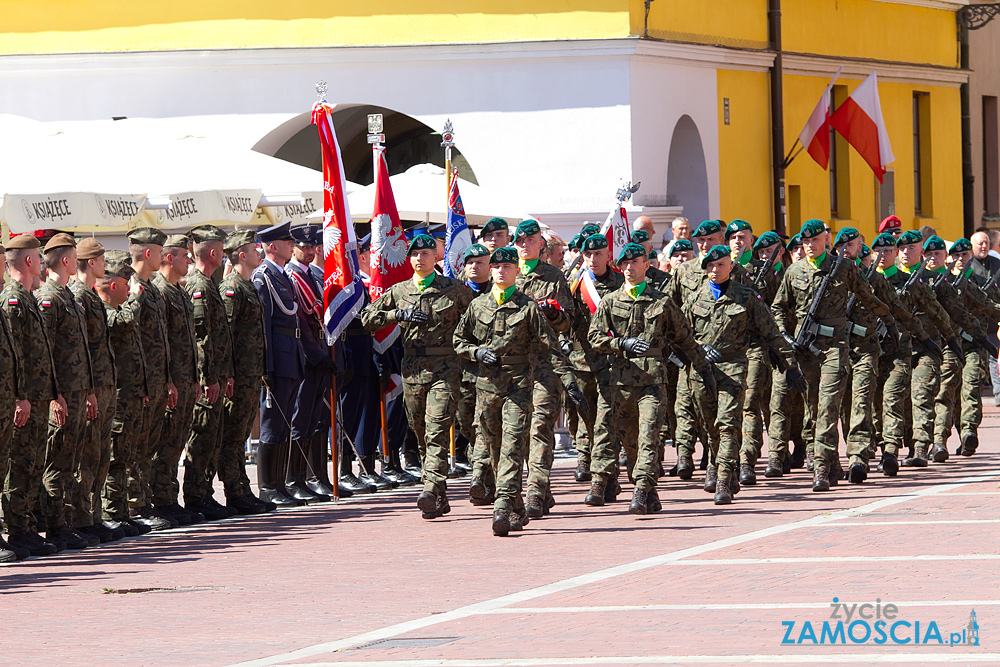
top-left (0, 309), bottom-right (24, 407)
top-left (36, 278), bottom-right (94, 394)
top-left (589, 283), bottom-right (709, 386)
top-left (2, 280), bottom-right (57, 401)
top-left (683, 279), bottom-right (795, 368)
top-left (646, 265), bottom-right (671, 291)
top-left (663, 256), bottom-right (750, 310)
top-left (932, 269), bottom-right (1000, 343)
top-left (69, 278), bottom-right (116, 389)
top-left (361, 274), bottom-right (473, 385)
top-left (568, 268), bottom-right (623, 374)
top-left (883, 265), bottom-right (957, 343)
top-left (742, 256), bottom-right (782, 305)
top-left (134, 275), bottom-right (172, 389)
top-left (454, 289), bottom-right (575, 394)
top-left (105, 294), bottom-right (148, 396)
top-left (153, 272), bottom-right (198, 387)
top-left (852, 271), bottom-right (926, 356)
top-left (515, 260), bottom-right (576, 336)
top-left (772, 253), bottom-right (892, 343)
top-left (186, 268), bottom-right (234, 387)
top-left (220, 271), bottom-right (266, 381)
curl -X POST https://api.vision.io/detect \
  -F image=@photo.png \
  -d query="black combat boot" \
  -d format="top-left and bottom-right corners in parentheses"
top-left (628, 487), bottom-right (648, 515)
top-left (286, 440), bottom-right (331, 503)
top-left (739, 462), bottom-right (757, 485)
top-left (584, 479), bottom-right (606, 506)
top-left (257, 442), bottom-right (303, 507)
top-left (575, 456), bottom-right (592, 482)
top-left (703, 464), bottom-right (717, 493)
top-left (676, 454), bottom-right (694, 480)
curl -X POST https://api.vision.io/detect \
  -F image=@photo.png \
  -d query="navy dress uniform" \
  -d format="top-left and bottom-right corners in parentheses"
top-left (252, 222), bottom-right (306, 507)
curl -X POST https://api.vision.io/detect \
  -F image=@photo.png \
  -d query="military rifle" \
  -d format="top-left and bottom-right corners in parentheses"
top-left (793, 248), bottom-right (845, 356)
top-left (752, 243), bottom-right (782, 292)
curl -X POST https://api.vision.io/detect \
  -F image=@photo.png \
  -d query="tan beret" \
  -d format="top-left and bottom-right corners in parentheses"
top-left (43, 232), bottom-right (76, 253)
top-left (76, 237), bottom-right (105, 260)
top-left (6, 234), bottom-right (41, 250)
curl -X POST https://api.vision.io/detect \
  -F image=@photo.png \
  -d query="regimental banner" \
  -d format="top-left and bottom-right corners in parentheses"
top-left (2, 192), bottom-right (145, 233)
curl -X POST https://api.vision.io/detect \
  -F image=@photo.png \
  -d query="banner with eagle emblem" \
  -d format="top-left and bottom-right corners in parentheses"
top-left (369, 145), bottom-right (413, 352)
top-left (312, 100), bottom-right (364, 342)
top-left (443, 168), bottom-right (473, 278)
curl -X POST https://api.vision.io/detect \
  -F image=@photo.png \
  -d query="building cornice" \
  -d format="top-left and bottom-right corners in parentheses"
top-left (782, 52), bottom-right (968, 87)
top-left (872, 0), bottom-right (969, 11)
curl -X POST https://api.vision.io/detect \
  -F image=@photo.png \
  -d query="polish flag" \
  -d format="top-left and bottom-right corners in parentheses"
top-left (829, 71), bottom-right (895, 183)
top-left (579, 271), bottom-right (602, 315)
top-left (798, 67), bottom-right (841, 169)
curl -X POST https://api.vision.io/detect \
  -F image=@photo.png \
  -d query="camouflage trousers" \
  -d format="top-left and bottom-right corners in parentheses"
top-left (105, 394), bottom-right (144, 521)
top-left (150, 381), bottom-right (198, 507)
top-left (675, 365), bottom-right (709, 459)
top-left (958, 344), bottom-right (987, 439)
top-left (74, 384), bottom-right (116, 528)
top-left (478, 386), bottom-right (533, 514)
top-left (403, 377), bottom-right (459, 496)
top-left (907, 349), bottom-right (941, 448)
top-left (570, 369), bottom-right (598, 466)
top-left (840, 344), bottom-right (879, 462)
top-left (524, 366), bottom-right (564, 499)
top-left (694, 360), bottom-right (746, 480)
top-left (129, 388), bottom-right (167, 512)
top-left (42, 390), bottom-right (88, 532)
top-left (740, 348), bottom-right (771, 467)
top-left (0, 410), bottom-right (26, 534)
top-left (873, 347), bottom-right (911, 456)
top-left (183, 391), bottom-right (226, 503)
top-left (797, 344), bottom-right (849, 473)
top-left (590, 383), bottom-right (665, 491)
top-left (456, 376), bottom-right (477, 464)
top-left (933, 347), bottom-right (963, 448)
top-left (220, 377), bottom-right (259, 500)
top-left (664, 362), bottom-right (679, 445)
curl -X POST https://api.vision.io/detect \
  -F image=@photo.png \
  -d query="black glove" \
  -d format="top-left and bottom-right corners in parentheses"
top-left (263, 372), bottom-right (275, 389)
top-left (767, 348), bottom-right (787, 372)
top-left (341, 368), bottom-right (355, 387)
top-left (319, 356), bottom-right (337, 373)
top-left (699, 367), bottom-right (717, 395)
top-left (782, 332), bottom-right (805, 354)
top-left (701, 343), bottom-right (721, 364)
top-left (565, 383), bottom-right (590, 417)
top-left (395, 308), bottom-right (429, 323)
top-left (946, 337), bottom-right (963, 357)
top-left (560, 338), bottom-right (573, 356)
top-left (538, 303), bottom-right (560, 321)
top-left (619, 337), bottom-right (650, 357)
top-left (921, 337), bottom-right (942, 359)
top-left (475, 347), bottom-right (498, 365)
top-left (379, 369), bottom-right (392, 387)
top-left (786, 367), bottom-right (807, 393)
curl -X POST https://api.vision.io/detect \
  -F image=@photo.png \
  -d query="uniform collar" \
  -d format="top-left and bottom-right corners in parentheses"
top-left (519, 258), bottom-right (539, 275)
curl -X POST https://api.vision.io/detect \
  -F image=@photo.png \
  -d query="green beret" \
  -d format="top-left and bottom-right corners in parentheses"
top-left (800, 219), bottom-right (826, 239)
top-left (701, 244), bottom-right (732, 269)
top-left (582, 234), bottom-right (608, 252)
top-left (490, 247), bottom-right (518, 264)
top-left (615, 242), bottom-right (646, 265)
top-left (923, 235), bottom-right (946, 252)
top-left (896, 229), bottom-right (923, 247)
top-left (224, 230), bottom-right (257, 254)
top-left (724, 219), bottom-right (752, 240)
top-left (753, 231), bottom-right (782, 250)
top-left (580, 223), bottom-right (601, 237)
top-left (407, 233), bottom-right (436, 255)
top-left (567, 234), bottom-right (582, 251)
top-left (104, 249), bottom-right (134, 279)
top-left (949, 237), bottom-right (973, 254)
top-left (786, 233), bottom-right (803, 251)
top-left (127, 227), bottom-right (167, 247)
top-left (871, 232), bottom-right (897, 249)
top-left (163, 234), bottom-right (190, 250)
top-left (630, 229), bottom-right (651, 244)
top-left (833, 227), bottom-right (860, 246)
top-left (692, 219), bottom-right (724, 238)
top-left (480, 217), bottom-right (508, 236)
top-left (461, 243), bottom-right (490, 264)
top-left (649, 249), bottom-right (658, 260)
top-left (859, 244), bottom-right (872, 259)
top-left (189, 225), bottom-right (227, 245)
top-left (513, 218), bottom-right (541, 240)
top-left (669, 239), bottom-right (694, 256)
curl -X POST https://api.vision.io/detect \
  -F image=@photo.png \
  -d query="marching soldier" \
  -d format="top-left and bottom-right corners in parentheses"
top-left (69, 237), bottom-right (120, 542)
top-left (586, 242), bottom-right (708, 513)
top-left (36, 233), bottom-right (98, 550)
top-left (361, 232), bottom-right (473, 519)
top-left (150, 235), bottom-right (202, 525)
top-left (183, 225), bottom-right (237, 520)
top-left (253, 222), bottom-right (306, 507)
top-left (453, 246), bottom-right (585, 535)
top-left (478, 217), bottom-right (510, 253)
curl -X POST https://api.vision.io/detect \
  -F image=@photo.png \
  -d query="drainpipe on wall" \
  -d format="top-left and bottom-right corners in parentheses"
top-left (769, 0), bottom-right (786, 235)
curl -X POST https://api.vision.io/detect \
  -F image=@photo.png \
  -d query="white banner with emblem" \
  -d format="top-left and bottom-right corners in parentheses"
top-left (141, 189), bottom-right (262, 229)
top-left (1, 192), bottom-right (146, 233)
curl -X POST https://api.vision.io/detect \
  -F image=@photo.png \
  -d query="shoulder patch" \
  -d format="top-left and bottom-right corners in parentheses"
top-left (7, 298), bottom-right (17, 306)
top-left (224, 289), bottom-right (235, 297)
top-left (40, 300), bottom-right (52, 308)
top-left (192, 291), bottom-right (203, 299)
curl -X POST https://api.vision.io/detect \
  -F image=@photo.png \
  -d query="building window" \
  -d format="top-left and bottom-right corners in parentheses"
top-left (984, 95), bottom-right (999, 217)
top-left (913, 92), bottom-right (932, 217)
top-left (830, 85), bottom-right (850, 219)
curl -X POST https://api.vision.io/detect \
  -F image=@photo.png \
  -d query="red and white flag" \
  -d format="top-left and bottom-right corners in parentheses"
top-left (600, 205), bottom-right (629, 271)
top-left (579, 271), bottom-right (602, 314)
top-left (368, 145), bottom-right (413, 353)
top-left (829, 71), bottom-right (895, 183)
top-left (798, 67), bottom-right (842, 169)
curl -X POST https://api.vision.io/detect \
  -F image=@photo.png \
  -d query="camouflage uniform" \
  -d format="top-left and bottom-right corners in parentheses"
top-left (770, 253), bottom-right (892, 476)
top-left (183, 268), bottom-right (234, 504)
top-left (589, 283), bottom-right (708, 491)
top-left (361, 274), bottom-right (473, 497)
top-left (104, 293), bottom-right (148, 521)
top-left (69, 277), bottom-right (117, 528)
top-left (453, 289), bottom-right (574, 515)
top-left (957, 271), bottom-right (1000, 452)
top-left (684, 279), bottom-right (794, 489)
top-left (151, 272), bottom-right (198, 509)
top-left (35, 277), bottom-right (95, 533)
top-left (220, 270), bottom-right (266, 500)
top-left (0, 307), bottom-right (24, 537)
top-left (131, 275), bottom-right (171, 512)
top-left (515, 260), bottom-right (578, 507)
